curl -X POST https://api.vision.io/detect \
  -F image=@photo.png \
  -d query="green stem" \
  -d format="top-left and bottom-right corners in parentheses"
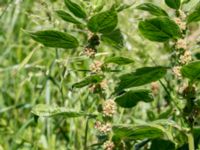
top-left (84, 117), bottom-right (90, 150)
top-left (187, 132), bottom-right (195, 150)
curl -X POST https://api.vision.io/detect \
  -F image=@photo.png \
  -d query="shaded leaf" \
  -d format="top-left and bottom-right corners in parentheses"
top-left (64, 0), bottom-right (87, 19)
top-left (115, 89), bottom-right (153, 108)
top-left (139, 17), bottom-right (181, 42)
top-left (72, 74), bottom-right (104, 88)
top-left (29, 30), bottom-right (79, 49)
top-left (88, 9), bottom-right (118, 33)
top-left (187, 2), bottom-right (200, 23)
top-left (181, 61), bottom-right (200, 81)
top-left (105, 56), bottom-right (134, 65)
top-left (113, 124), bottom-right (164, 140)
top-left (115, 66), bottom-right (167, 93)
top-left (56, 10), bottom-right (82, 24)
top-left (32, 104), bottom-right (93, 117)
top-left (101, 29), bottom-right (124, 49)
top-left (165, 0), bottom-right (181, 9)
top-left (137, 3), bottom-right (168, 16)
top-left (150, 139), bottom-right (175, 150)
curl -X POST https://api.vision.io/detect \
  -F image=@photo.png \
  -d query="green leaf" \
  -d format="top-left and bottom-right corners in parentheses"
top-left (115, 66), bottom-right (167, 93)
top-left (29, 30), bottom-right (79, 49)
top-left (64, 0), bottom-right (87, 19)
top-left (101, 29), bottom-right (124, 49)
top-left (113, 124), bottom-right (164, 140)
top-left (115, 89), bottom-right (153, 108)
top-left (105, 56), bottom-right (134, 65)
top-left (56, 10), bottom-right (82, 24)
top-left (32, 104), bottom-right (93, 117)
top-left (136, 3), bottom-right (168, 16)
top-left (72, 74), bottom-right (104, 88)
top-left (87, 9), bottom-right (118, 33)
top-left (165, 0), bottom-right (181, 9)
top-left (187, 2), bottom-right (200, 23)
top-left (150, 139), bottom-right (175, 150)
top-left (139, 17), bottom-right (181, 42)
top-left (181, 61), bottom-right (200, 81)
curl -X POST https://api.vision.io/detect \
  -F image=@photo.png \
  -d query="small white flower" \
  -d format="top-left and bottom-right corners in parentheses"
top-left (100, 80), bottom-right (108, 90)
top-left (180, 50), bottom-right (192, 64)
top-left (84, 47), bottom-right (96, 57)
top-left (175, 39), bottom-right (187, 50)
top-left (179, 10), bottom-right (187, 20)
top-left (174, 17), bottom-right (186, 30)
top-left (90, 61), bottom-right (103, 73)
top-left (102, 99), bottom-right (116, 117)
top-left (103, 141), bottom-right (115, 150)
top-left (172, 66), bottom-right (182, 78)
top-left (95, 121), bottom-right (112, 134)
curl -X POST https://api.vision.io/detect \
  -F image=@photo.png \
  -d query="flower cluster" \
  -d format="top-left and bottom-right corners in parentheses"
top-left (178, 10), bottom-right (186, 20)
top-left (102, 99), bottom-right (117, 117)
top-left (180, 50), bottom-right (192, 64)
top-left (100, 80), bottom-right (108, 90)
top-left (84, 47), bottom-right (96, 57)
top-left (175, 39), bottom-right (187, 50)
top-left (172, 66), bottom-right (182, 78)
top-left (90, 60), bottom-right (103, 73)
top-left (174, 17), bottom-right (186, 30)
top-left (103, 141), bottom-right (115, 150)
top-left (95, 121), bottom-right (112, 134)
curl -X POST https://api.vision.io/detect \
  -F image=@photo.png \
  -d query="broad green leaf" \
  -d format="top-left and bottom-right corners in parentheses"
top-left (150, 139), bottom-right (175, 150)
top-left (105, 56), bottom-right (134, 65)
top-left (139, 17), bottom-right (181, 42)
top-left (64, 0), bottom-right (87, 19)
top-left (115, 89), bottom-right (153, 108)
top-left (187, 2), bottom-right (200, 23)
top-left (101, 29), bottom-right (124, 49)
top-left (72, 74), bottom-right (104, 88)
top-left (181, 61), bottom-right (200, 81)
top-left (87, 9), bottom-right (118, 33)
top-left (137, 3), bottom-right (168, 16)
top-left (29, 30), bottom-right (79, 49)
top-left (32, 104), bottom-right (93, 117)
top-left (56, 10), bottom-right (82, 24)
top-left (165, 0), bottom-right (181, 9)
top-left (113, 124), bottom-right (164, 140)
top-left (115, 66), bottom-right (167, 93)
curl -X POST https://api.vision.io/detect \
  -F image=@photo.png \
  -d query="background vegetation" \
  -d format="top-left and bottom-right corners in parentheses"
top-left (0, 0), bottom-right (200, 150)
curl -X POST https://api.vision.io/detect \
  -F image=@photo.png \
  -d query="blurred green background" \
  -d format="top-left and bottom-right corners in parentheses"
top-left (0, 0), bottom-right (200, 150)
